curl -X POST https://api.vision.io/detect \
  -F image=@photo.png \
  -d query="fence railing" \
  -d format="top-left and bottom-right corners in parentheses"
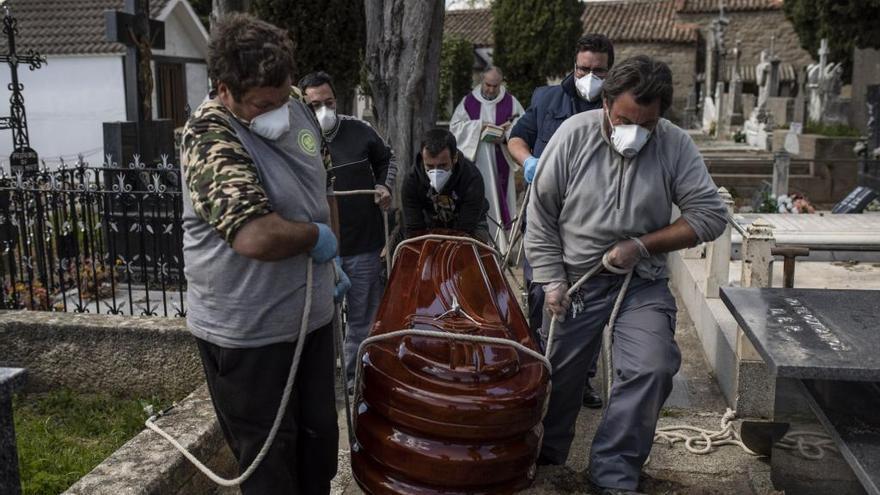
top-left (0, 155), bottom-right (186, 317)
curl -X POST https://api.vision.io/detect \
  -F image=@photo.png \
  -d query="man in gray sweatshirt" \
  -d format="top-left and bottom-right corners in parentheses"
top-left (525, 56), bottom-right (726, 494)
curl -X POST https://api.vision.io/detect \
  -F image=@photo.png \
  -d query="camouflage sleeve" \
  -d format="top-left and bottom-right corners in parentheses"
top-left (181, 102), bottom-right (271, 244)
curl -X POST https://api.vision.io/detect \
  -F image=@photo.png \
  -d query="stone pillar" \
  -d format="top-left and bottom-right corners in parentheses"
top-left (704, 187), bottom-right (734, 298)
top-left (740, 218), bottom-right (774, 288)
top-left (0, 368), bottom-right (27, 495)
top-left (737, 219), bottom-right (776, 418)
top-left (715, 81), bottom-right (726, 138)
top-left (772, 151), bottom-right (790, 198)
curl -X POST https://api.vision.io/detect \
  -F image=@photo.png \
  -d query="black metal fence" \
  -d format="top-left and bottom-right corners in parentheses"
top-left (0, 155), bottom-right (186, 316)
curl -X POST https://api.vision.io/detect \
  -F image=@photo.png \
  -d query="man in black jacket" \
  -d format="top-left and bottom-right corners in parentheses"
top-left (300, 72), bottom-right (398, 391)
top-left (402, 129), bottom-right (489, 241)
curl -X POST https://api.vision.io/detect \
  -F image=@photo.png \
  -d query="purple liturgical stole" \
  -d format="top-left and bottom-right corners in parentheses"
top-left (464, 91), bottom-right (514, 227)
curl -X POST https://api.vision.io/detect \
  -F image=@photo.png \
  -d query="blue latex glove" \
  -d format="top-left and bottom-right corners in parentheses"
top-left (524, 156), bottom-right (539, 184)
top-left (310, 223), bottom-right (337, 263)
top-left (333, 257), bottom-right (351, 303)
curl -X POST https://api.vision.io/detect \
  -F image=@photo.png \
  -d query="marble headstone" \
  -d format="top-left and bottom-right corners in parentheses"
top-left (807, 39), bottom-right (848, 125)
top-left (0, 368), bottom-right (27, 495)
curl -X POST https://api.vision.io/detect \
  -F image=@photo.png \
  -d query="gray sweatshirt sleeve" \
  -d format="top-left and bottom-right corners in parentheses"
top-left (524, 119), bottom-right (574, 284)
top-left (672, 133), bottom-right (727, 243)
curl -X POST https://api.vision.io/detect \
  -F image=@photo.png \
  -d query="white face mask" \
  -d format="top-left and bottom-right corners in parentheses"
top-left (427, 168), bottom-right (451, 192)
top-left (315, 105), bottom-right (337, 133)
top-left (575, 73), bottom-right (604, 102)
top-left (607, 110), bottom-right (651, 159)
top-left (250, 103), bottom-right (290, 140)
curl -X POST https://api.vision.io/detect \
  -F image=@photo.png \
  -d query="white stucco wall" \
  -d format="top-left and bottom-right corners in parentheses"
top-left (185, 63), bottom-right (209, 110)
top-left (0, 55), bottom-right (126, 167)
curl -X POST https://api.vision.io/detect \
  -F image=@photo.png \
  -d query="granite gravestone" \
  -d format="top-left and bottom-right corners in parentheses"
top-left (722, 288), bottom-right (880, 495)
top-left (0, 367), bottom-right (27, 495)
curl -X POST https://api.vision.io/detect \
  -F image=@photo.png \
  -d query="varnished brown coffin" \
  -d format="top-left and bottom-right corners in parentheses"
top-left (352, 232), bottom-right (551, 494)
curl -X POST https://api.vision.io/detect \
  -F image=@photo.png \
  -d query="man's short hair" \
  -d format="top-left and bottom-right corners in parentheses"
top-left (576, 34), bottom-right (615, 68)
top-left (207, 14), bottom-right (295, 101)
top-left (421, 128), bottom-right (457, 158)
top-left (602, 55), bottom-right (673, 115)
top-left (298, 71), bottom-right (337, 97)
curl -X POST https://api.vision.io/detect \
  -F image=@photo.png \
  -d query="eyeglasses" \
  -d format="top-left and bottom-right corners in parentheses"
top-left (575, 65), bottom-right (608, 78)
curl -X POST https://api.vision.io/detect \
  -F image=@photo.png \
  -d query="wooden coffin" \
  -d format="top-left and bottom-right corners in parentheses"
top-left (352, 233), bottom-right (551, 494)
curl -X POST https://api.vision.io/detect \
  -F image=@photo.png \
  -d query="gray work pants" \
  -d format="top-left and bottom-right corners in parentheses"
top-left (539, 274), bottom-right (681, 490)
top-left (342, 249), bottom-right (385, 386)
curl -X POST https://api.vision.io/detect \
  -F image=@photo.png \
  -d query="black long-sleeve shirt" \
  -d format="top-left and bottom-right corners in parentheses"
top-left (402, 151), bottom-right (489, 237)
top-left (327, 115), bottom-right (398, 256)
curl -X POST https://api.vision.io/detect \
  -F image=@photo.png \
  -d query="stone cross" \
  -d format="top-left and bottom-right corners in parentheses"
top-left (104, 0), bottom-right (165, 123)
top-left (807, 38), bottom-right (845, 125)
top-left (102, 0), bottom-right (174, 169)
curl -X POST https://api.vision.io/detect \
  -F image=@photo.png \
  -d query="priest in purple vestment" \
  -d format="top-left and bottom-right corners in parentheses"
top-left (449, 67), bottom-right (524, 253)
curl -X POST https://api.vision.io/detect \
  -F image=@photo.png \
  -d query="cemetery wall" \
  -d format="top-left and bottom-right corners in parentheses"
top-left (678, 10), bottom-right (814, 70)
top-left (0, 311), bottom-right (202, 398)
top-left (614, 42), bottom-right (697, 124)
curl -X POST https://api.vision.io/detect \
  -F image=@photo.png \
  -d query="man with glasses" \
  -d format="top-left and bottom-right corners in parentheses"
top-left (508, 33), bottom-right (614, 409)
top-left (299, 71), bottom-right (398, 395)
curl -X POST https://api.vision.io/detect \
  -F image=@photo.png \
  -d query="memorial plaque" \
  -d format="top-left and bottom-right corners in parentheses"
top-left (9, 146), bottom-right (38, 175)
top-left (721, 288), bottom-right (880, 380)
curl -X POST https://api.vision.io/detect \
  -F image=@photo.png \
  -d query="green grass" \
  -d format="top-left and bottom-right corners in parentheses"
top-left (803, 120), bottom-right (862, 137)
top-left (13, 389), bottom-right (169, 495)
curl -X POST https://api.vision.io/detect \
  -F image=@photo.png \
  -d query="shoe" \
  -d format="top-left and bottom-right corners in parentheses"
top-left (582, 381), bottom-right (603, 409)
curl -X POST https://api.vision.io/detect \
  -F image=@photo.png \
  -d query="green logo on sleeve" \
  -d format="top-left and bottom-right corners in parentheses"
top-left (298, 129), bottom-right (318, 156)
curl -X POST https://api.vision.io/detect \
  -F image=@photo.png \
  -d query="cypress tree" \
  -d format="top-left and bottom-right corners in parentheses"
top-left (491, 0), bottom-right (582, 107)
top-left (252, 0), bottom-right (366, 114)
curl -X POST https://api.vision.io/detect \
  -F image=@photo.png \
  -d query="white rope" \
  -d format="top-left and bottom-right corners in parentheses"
top-left (545, 253), bottom-right (633, 364)
top-left (351, 328), bottom-right (552, 434)
top-left (145, 261), bottom-right (315, 487)
top-left (653, 408), bottom-right (758, 455)
top-left (652, 408), bottom-right (837, 460)
top-left (776, 430), bottom-right (838, 460)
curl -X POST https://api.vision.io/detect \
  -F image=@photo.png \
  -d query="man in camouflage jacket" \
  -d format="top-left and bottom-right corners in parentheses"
top-left (180, 14), bottom-right (342, 494)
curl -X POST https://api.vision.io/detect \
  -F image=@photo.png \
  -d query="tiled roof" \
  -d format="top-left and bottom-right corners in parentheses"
top-left (0, 0), bottom-right (172, 56)
top-left (444, 8), bottom-right (493, 47)
top-left (582, 0), bottom-right (698, 44)
top-left (676, 0), bottom-right (783, 14)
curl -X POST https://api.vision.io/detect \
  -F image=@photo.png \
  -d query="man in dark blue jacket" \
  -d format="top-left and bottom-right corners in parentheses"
top-left (508, 33), bottom-right (614, 409)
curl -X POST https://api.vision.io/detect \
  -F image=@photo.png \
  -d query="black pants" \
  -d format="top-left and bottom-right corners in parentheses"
top-left (196, 325), bottom-right (339, 495)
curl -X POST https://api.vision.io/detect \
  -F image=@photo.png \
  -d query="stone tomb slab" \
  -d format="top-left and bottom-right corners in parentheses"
top-left (720, 288), bottom-right (880, 381)
top-left (722, 288), bottom-right (880, 494)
